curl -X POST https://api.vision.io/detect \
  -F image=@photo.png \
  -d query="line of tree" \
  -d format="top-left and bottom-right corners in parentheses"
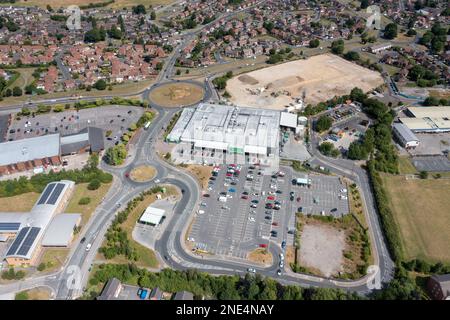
top-left (419, 22), bottom-right (448, 53)
top-left (88, 264), bottom-right (362, 300)
top-left (0, 154), bottom-right (112, 197)
top-left (99, 186), bottom-right (165, 261)
top-left (212, 71), bottom-right (233, 90)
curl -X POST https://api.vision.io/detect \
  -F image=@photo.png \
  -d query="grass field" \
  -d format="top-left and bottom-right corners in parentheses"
top-left (381, 174), bottom-right (450, 263)
top-left (0, 192), bottom-right (40, 212)
top-left (247, 248), bottom-right (273, 265)
top-left (149, 82), bottom-right (204, 107)
top-left (65, 182), bottom-right (112, 227)
top-left (185, 165), bottom-right (213, 190)
top-left (97, 185), bottom-right (179, 268)
top-left (129, 165), bottom-right (156, 182)
top-left (9, 0), bottom-right (173, 9)
top-left (39, 248), bottom-right (70, 272)
top-left (398, 156), bottom-right (418, 175)
top-left (15, 287), bottom-right (52, 300)
top-left (7, 68), bottom-right (35, 91)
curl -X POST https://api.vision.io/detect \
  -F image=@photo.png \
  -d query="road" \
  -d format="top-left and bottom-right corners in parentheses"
top-left (0, 0), bottom-right (395, 299)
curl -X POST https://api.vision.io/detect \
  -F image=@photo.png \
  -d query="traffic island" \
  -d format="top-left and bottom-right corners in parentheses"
top-left (148, 82), bottom-right (204, 108)
top-left (129, 165), bottom-right (157, 183)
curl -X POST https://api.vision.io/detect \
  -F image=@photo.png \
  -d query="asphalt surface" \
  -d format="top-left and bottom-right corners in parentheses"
top-left (0, 0), bottom-right (396, 299)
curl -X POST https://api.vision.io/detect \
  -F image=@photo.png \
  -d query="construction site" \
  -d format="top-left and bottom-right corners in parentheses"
top-left (226, 53), bottom-right (384, 110)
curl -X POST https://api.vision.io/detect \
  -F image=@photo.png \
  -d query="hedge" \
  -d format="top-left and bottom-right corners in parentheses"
top-left (367, 160), bottom-right (404, 263)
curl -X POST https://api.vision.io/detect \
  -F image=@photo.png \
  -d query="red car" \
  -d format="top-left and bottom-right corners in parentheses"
top-left (267, 196), bottom-right (275, 200)
top-left (125, 172), bottom-right (129, 178)
top-left (259, 244), bottom-right (267, 248)
top-left (297, 197), bottom-right (301, 202)
top-left (203, 194), bottom-right (210, 198)
top-left (226, 173), bottom-right (232, 177)
top-left (241, 195), bottom-right (248, 200)
top-left (272, 222), bottom-right (279, 226)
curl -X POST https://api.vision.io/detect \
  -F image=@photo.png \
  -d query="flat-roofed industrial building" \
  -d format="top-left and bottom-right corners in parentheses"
top-left (0, 134), bottom-right (61, 176)
top-left (400, 106), bottom-right (450, 133)
top-left (0, 180), bottom-right (76, 266)
top-left (0, 127), bottom-right (105, 176)
top-left (167, 103), bottom-right (281, 165)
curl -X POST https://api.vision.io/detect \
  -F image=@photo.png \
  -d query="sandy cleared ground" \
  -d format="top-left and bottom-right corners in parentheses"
top-left (227, 54), bottom-right (384, 110)
top-left (149, 82), bottom-right (204, 108)
top-left (299, 223), bottom-right (345, 277)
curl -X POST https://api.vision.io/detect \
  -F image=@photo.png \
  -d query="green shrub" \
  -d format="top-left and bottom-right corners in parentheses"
top-left (87, 179), bottom-right (101, 190)
top-left (15, 291), bottom-right (29, 300)
top-left (78, 197), bottom-right (91, 205)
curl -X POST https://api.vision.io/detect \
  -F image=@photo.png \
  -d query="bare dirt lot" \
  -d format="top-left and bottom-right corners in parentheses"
top-left (227, 54), bottom-right (384, 109)
top-left (299, 222), bottom-right (345, 277)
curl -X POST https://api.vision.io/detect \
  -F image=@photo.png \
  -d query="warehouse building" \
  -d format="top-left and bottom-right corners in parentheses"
top-left (0, 134), bottom-right (61, 176)
top-left (0, 127), bottom-right (105, 176)
top-left (41, 214), bottom-right (81, 247)
top-left (400, 106), bottom-right (450, 133)
top-left (60, 127), bottom-right (104, 156)
top-left (392, 123), bottom-right (420, 149)
top-left (167, 103), bottom-right (280, 165)
top-left (0, 180), bottom-right (77, 266)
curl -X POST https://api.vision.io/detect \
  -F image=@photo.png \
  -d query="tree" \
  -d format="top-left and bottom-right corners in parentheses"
top-left (314, 116), bottom-right (332, 132)
top-left (423, 96), bottom-right (439, 106)
top-left (331, 39), bottom-right (344, 54)
top-left (88, 179), bottom-right (101, 190)
top-left (383, 23), bottom-right (398, 39)
top-left (406, 29), bottom-right (417, 36)
top-left (344, 51), bottom-right (360, 61)
top-left (360, 0), bottom-right (369, 9)
top-left (93, 79), bottom-right (107, 91)
top-left (318, 142), bottom-right (340, 157)
top-left (108, 25), bottom-right (123, 39)
top-left (347, 141), bottom-right (369, 160)
top-left (84, 27), bottom-right (106, 43)
top-left (104, 144), bottom-right (127, 166)
top-left (309, 39), bottom-right (320, 48)
top-left (350, 87), bottom-right (367, 103)
top-left (12, 86), bottom-right (22, 96)
top-left (132, 4), bottom-right (146, 15)
top-left (15, 291), bottom-right (29, 300)
top-left (150, 11), bottom-right (156, 20)
top-left (37, 263), bottom-right (46, 271)
top-left (419, 171), bottom-right (428, 179)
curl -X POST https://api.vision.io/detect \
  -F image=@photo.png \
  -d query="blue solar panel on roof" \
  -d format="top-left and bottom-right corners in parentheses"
top-left (0, 222), bottom-right (21, 231)
top-left (16, 227), bottom-right (41, 256)
top-left (37, 183), bottom-right (56, 205)
top-left (46, 183), bottom-right (65, 205)
top-left (5, 227), bottom-right (30, 256)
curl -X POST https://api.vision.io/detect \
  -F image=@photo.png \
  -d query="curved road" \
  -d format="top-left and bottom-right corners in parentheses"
top-left (0, 0), bottom-right (395, 298)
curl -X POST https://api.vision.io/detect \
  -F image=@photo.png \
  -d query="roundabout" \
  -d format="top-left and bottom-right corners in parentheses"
top-left (129, 165), bottom-right (157, 183)
top-left (148, 81), bottom-right (205, 108)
